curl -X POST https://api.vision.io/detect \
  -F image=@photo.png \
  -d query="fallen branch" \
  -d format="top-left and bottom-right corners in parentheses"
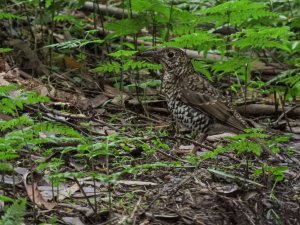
top-left (237, 104), bottom-right (300, 117)
top-left (83, 2), bottom-right (135, 19)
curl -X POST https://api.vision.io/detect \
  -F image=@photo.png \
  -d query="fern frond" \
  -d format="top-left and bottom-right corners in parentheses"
top-left (48, 171), bottom-right (85, 181)
top-left (0, 152), bottom-right (18, 160)
top-left (165, 31), bottom-right (226, 56)
top-left (0, 48), bottom-right (12, 53)
top-left (54, 14), bottom-right (80, 23)
top-left (0, 90), bottom-right (49, 115)
top-left (232, 26), bottom-right (292, 52)
top-left (0, 199), bottom-right (26, 225)
top-left (0, 11), bottom-right (21, 20)
top-left (109, 50), bottom-right (137, 58)
top-left (46, 39), bottom-right (104, 49)
top-left (3, 129), bottom-right (34, 148)
top-left (0, 195), bottom-right (14, 203)
top-left (201, 0), bottom-right (278, 27)
top-left (281, 73), bottom-right (300, 88)
top-left (94, 59), bottom-right (160, 74)
top-left (0, 115), bottom-right (34, 131)
top-left (0, 162), bottom-right (14, 172)
top-left (192, 60), bottom-right (213, 81)
top-left (265, 68), bottom-right (300, 87)
top-left (94, 61), bottom-right (121, 74)
top-left (123, 60), bottom-right (161, 70)
top-left (0, 85), bottom-right (18, 96)
top-left (131, 0), bottom-right (170, 17)
top-left (172, 9), bottom-right (200, 35)
top-left (138, 79), bottom-right (161, 89)
top-left (31, 122), bottom-right (82, 138)
top-left (212, 57), bottom-right (253, 76)
top-left (105, 18), bottom-right (145, 38)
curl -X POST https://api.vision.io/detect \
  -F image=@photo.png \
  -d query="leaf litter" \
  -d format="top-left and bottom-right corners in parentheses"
top-left (0, 42), bottom-right (300, 225)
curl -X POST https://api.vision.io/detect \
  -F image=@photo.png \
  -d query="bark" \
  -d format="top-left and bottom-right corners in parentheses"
top-left (237, 104), bottom-right (300, 117)
top-left (83, 2), bottom-right (135, 19)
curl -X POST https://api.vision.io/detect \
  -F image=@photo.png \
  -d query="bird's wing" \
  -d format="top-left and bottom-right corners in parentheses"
top-left (181, 88), bottom-right (246, 131)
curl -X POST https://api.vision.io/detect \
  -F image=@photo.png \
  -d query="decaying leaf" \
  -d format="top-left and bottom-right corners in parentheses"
top-left (23, 173), bottom-right (57, 210)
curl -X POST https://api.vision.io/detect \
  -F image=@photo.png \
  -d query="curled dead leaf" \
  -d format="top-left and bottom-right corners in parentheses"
top-left (23, 172), bottom-right (57, 210)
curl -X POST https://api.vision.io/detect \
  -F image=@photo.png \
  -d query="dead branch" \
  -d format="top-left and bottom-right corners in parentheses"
top-left (237, 104), bottom-right (300, 117)
top-left (83, 2), bottom-right (135, 19)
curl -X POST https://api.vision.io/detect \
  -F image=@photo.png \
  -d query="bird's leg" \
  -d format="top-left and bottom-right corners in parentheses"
top-left (174, 122), bottom-right (181, 136)
top-left (170, 118), bottom-right (182, 137)
top-left (191, 133), bottom-right (208, 154)
top-left (190, 130), bottom-right (198, 140)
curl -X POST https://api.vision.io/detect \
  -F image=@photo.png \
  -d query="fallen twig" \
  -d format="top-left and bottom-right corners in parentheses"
top-left (273, 103), bottom-right (300, 126)
top-left (237, 104), bottom-right (300, 117)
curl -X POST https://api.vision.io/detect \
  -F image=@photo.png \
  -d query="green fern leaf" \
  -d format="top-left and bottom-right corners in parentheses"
top-left (0, 48), bottom-right (12, 53)
top-left (32, 122), bottom-right (82, 138)
top-left (94, 61), bottom-right (121, 74)
top-left (0, 195), bottom-right (14, 203)
top-left (0, 85), bottom-right (18, 96)
top-left (201, 0), bottom-right (278, 27)
top-left (0, 199), bottom-right (26, 225)
top-left (232, 26), bottom-right (292, 52)
top-left (109, 50), bottom-right (137, 58)
top-left (0, 163), bottom-right (14, 172)
top-left (105, 18), bottom-right (145, 38)
top-left (212, 57), bottom-right (253, 77)
top-left (131, 0), bottom-right (170, 17)
top-left (0, 115), bottom-right (34, 131)
top-left (165, 31), bottom-right (225, 56)
top-left (0, 12), bottom-right (21, 20)
top-left (0, 152), bottom-right (18, 160)
top-left (46, 39), bottom-right (104, 49)
top-left (192, 60), bottom-right (213, 81)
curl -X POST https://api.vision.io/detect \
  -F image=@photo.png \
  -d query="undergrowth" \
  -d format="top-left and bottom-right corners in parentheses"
top-left (0, 0), bottom-right (299, 223)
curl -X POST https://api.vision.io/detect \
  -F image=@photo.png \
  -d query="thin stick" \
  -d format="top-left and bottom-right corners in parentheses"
top-left (274, 103), bottom-right (300, 125)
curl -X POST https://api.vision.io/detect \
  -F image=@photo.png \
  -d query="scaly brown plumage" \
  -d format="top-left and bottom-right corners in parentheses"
top-left (137, 47), bottom-right (248, 136)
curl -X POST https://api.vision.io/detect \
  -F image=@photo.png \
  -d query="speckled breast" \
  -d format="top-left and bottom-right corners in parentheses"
top-left (167, 99), bottom-right (211, 133)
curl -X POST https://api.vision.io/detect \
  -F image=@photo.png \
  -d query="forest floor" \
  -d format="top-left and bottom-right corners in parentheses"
top-left (1, 48), bottom-right (300, 225)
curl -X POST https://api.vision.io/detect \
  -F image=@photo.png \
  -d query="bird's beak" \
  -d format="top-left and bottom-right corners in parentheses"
top-left (135, 50), bottom-right (159, 62)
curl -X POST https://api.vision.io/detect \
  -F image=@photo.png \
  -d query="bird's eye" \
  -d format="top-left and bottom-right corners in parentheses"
top-left (167, 52), bottom-right (174, 58)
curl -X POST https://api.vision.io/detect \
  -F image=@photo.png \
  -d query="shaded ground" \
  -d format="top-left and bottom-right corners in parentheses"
top-left (1, 51), bottom-right (300, 225)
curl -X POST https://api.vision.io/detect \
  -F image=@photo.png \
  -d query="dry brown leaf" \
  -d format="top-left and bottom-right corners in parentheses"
top-left (104, 84), bottom-right (117, 97)
top-left (175, 144), bottom-right (195, 154)
top-left (58, 203), bottom-right (93, 216)
top-left (0, 112), bottom-right (14, 121)
top-left (117, 180), bottom-right (157, 186)
top-left (62, 217), bottom-right (85, 225)
top-left (111, 94), bottom-right (129, 105)
top-left (23, 173), bottom-right (57, 210)
top-left (34, 85), bottom-right (50, 96)
top-left (207, 133), bottom-right (236, 141)
top-left (57, 183), bottom-right (80, 201)
top-left (89, 94), bottom-right (109, 108)
top-left (25, 183), bottom-right (57, 209)
top-left (64, 56), bottom-right (86, 71)
top-left (214, 183), bottom-right (239, 194)
top-left (0, 73), bottom-right (10, 85)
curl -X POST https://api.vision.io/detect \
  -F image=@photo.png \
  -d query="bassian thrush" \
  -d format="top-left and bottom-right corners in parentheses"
top-left (137, 47), bottom-right (277, 157)
top-left (137, 47), bottom-right (259, 152)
